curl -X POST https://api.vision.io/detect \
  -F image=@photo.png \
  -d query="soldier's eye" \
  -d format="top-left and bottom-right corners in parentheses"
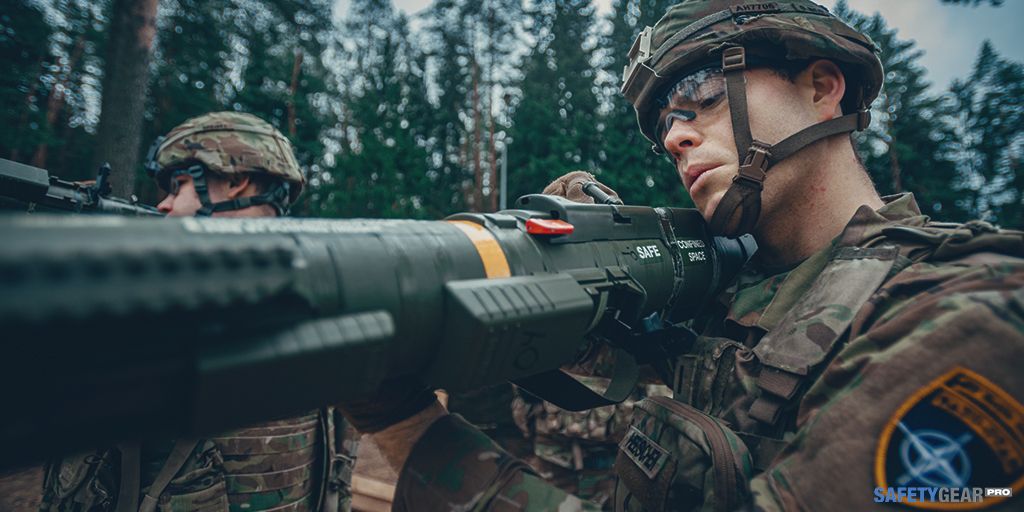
top-left (169, 176), bottom-right (187, 196)
top-left (699, 92), bottom-right (724, 110)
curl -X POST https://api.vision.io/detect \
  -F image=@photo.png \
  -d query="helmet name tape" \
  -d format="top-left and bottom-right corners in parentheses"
top-left (732, 2), bottom-right (782, 14)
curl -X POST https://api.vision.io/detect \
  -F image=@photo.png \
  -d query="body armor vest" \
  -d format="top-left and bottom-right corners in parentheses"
top-left (42, 409), bottom-right (358, 512)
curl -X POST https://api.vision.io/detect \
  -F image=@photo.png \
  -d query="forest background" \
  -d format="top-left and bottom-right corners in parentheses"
top-left (2, 0), bottom-right (1021, 226)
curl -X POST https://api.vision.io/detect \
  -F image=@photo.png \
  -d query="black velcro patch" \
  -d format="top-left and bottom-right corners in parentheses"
top-left (620, 426), bottom-right (669, 479)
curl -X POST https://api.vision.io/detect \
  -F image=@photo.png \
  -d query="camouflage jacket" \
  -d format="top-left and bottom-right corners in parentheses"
top-left (390, 194), bottom-right (1024, 511)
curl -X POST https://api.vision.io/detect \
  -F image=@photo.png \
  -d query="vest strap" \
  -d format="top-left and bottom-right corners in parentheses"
top-left (138, 439), bottom-right (200, 512)
top-left (116, 443), bottom-right (141, 512)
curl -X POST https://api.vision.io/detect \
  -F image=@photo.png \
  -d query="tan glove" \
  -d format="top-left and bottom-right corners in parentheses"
top-left (542, 171), bottom-right (622, 204)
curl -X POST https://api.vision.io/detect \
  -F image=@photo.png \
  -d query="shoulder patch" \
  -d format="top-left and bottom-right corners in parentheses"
top-left (620, 426), bottom-right (669, 479)
top-left (875, 367), bottom-right (1024, 509)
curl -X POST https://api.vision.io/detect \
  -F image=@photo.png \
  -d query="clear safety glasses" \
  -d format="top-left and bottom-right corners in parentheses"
top-left (656, 66), bottom-right (728, 145)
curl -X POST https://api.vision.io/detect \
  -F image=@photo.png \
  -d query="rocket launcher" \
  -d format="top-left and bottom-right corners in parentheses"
top-left (0, 194), bottom-right (754, 465)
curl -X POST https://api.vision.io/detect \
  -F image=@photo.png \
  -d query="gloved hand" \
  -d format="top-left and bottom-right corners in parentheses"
top-left (339, 376), bottom-right (438, 434)
top-left (542, 170), bottom-right (622, 204)
top-left (339, 377), bottom-right (448, 472)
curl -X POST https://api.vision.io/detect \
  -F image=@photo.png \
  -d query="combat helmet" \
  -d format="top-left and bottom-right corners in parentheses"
top-left (622, 0), bottom-right (883, 236)
top-left (145, 111), bottom-right (305, 216)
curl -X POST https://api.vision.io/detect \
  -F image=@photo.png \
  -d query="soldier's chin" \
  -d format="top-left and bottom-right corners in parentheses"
top-left (701, 192), bottom-right (745, 235)
top-left (702, 192), bottom-right (725, 222)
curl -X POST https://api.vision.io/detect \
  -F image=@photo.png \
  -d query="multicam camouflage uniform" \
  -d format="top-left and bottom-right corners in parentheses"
top-left (40, 112), bottom-right (358, 512)
top-left (383, 0), bottom-right (1024, 509)
top-left (41, 410), bottom-right (358, 512)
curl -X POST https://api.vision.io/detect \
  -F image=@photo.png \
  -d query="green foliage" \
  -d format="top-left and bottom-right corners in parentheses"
top-left (422, 0), bottom-right (474, 213)
top-left (596, 0), bottom-right (690, 208)
top-left (949, 41), bottom-right (1024, 227)
top-left (310, 0), bottom-right (433, 218)
top-left (1, 0), bottom-right (1019, 226)
top-left (0, 0), bottom-right (110, 181)
top-left (507, 0), bottom-right (600, 201)
top-left (232, 0), bottom-right (337, 171)
top-left (0, 1), bottom-right (55, 162)
top-left (835, 0), bottom-right (968, 221)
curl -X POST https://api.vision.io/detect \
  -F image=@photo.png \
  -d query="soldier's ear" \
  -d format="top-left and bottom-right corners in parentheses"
top-left (805, 59), bottom-right (846, 121)
top-left (225, 174), bottom-right (253, 199)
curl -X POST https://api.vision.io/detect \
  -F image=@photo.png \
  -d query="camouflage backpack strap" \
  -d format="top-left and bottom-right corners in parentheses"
top-left (749, 245), bottom-right (901, 427)
top-left (319, 407), bottom-right (359, 512)
top-left (137, 439), bottom-right (201, 512)
top-left (115, 443), bottom-right (141, 512)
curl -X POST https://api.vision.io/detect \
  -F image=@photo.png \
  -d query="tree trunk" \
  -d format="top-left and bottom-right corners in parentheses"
top-left (92, 0), bottom-right (158, 198)
top-left (287, 49), bottom-right (304, 139)
top-left (487, 54), bottom-right (497, 212)
top-left (32, 35), bottom-right (86, 169)
top-left (11, 52), bottom-right (47, 162)
top-left (888, 147), bottom-right (903, 193)
top-left (471, 57), bottom-right (482, 212)
top-left (885, 111), bottom-right (903, 193)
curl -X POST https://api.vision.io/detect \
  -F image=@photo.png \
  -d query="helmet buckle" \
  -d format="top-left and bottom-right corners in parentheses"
top-left (722, 47), bottom-right (746, 72)
top-left (733, 145), bottom-right (770, 191)
top-left (856, 109), bottom-right (872, 131)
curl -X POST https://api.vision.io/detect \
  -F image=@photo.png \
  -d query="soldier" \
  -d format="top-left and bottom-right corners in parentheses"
top-left (41, 112), bottom-right (359, 512)
top-left (341, 1), bottom-right (1024, 510)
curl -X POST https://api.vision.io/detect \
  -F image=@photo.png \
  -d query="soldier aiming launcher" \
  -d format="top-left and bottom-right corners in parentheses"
top-left (0, 194), bottom-right (754, 466)
top-left (0, 157), bottom-right (163, 216)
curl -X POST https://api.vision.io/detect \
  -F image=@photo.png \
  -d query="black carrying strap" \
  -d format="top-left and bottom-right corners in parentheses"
top-left (138, 439), bottom-right (200, 512)
top-left (512, 347), bottom-right (640, 411)
top-left (708, 46), bottom-right (872, 236)
top-left (115, 443), bottom-right (141, 512)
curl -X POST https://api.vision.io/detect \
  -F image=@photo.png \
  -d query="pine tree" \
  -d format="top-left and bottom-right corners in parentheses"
top-left (597, 0), bottom-right (688, 207)
top-left (834, 1), bottom-right (966, 221)
top-left (460, 0), bottom-right (522, 212)
top-left (2, 0), bottom-right (111, 182)
top-left (0, 0), bottom-right (54, 165)
top-left (507, 0), bottom-right (600, 202)
top-left (950, 41), bottom-right (1024, 227)
top-left (312, 0), bottom-right (432, 218)
top-left (92, 0), bottom-right (159, 197)
top-left (229, 0), bottom-right (338, 213)
top-left (422, 0), bottom-right (474, 213)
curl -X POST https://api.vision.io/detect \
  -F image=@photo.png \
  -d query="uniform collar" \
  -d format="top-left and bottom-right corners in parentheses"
top-left (836, 193), bottom-right (928, 248)
top-left (724, 193), bottom-right (926, 332)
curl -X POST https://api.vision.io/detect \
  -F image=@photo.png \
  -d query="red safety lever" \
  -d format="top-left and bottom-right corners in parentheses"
top-left (525, 218), bottom-right (575, 235)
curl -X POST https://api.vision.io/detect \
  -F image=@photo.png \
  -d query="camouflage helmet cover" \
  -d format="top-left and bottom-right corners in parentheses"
top-left (153, 111), bottom-right (305, 202)
top-left (622, 0), bottom-right (884, 148)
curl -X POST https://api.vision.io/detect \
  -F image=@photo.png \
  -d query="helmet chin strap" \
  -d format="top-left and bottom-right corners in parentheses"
top-left (177, 165), bottom-right (293, 217)
top-left (707, 47), bottom-right (872, 237)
